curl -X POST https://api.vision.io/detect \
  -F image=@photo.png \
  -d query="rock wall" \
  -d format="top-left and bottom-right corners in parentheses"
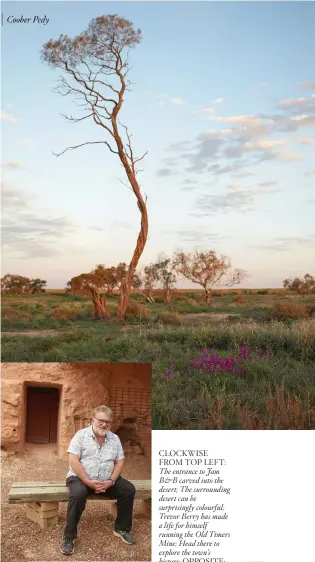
top-left (1, 362), bottom-right (151, 458)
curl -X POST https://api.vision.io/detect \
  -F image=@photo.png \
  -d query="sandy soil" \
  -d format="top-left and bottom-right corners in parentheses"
top-left (1, 312), bottom-right (238, 338)
top-left (1, 330), bottom-right (62, 337)
top-left (1, 450), bottom-right (151, 562)
top-left (180, 312), bottom-right (237, 321)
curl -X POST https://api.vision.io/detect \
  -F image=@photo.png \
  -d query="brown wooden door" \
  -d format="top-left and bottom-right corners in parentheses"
top-left (26, 388), bottom-right (59, 443)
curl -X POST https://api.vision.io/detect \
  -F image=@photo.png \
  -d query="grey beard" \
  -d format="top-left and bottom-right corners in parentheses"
top-left (93, 425), bottom-right (108, 437)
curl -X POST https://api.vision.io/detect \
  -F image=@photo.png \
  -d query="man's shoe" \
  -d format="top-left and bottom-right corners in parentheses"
top-left (113, 529), bottom-right (135, 545)
top-left (60, 536), bottom-right (75, 555)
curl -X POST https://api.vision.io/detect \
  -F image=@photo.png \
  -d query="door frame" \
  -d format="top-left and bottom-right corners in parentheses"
top-left (21, 381), bottom-right (63, 450)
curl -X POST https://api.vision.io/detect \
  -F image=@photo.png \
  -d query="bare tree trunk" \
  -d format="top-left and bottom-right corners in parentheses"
top-left (139, 292), bottom-right (155, 303)
top-left (118, 200), bottom-right (148, 319)
top-left (90, 287), bottom-right (110, 319)
top-left (205, 288), bottom-right (212, 305)
top-left (164, 287), bottom-right (175, 305)
top-left (109, 112), bottom-right (149, 320)
top-left (164, 287), bottom-right (171, 304)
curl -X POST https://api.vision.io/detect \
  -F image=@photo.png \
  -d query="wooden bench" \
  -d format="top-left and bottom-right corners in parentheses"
top-left (9, 480), bottom-right (151, 530)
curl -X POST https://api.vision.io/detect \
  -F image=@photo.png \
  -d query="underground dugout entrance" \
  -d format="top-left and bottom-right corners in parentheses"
top-left (25, 386), bottom-right (60, 444)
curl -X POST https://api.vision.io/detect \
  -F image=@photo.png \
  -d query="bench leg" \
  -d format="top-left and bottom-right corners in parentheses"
top-left (107, 501), bottom-right (117, 520)
top-left (139, 499), bottom-right (151, 517)
top-left (25, 502), bottom-right (59, 530)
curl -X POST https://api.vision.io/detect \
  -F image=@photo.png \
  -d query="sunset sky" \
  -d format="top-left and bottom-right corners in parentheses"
top-left (1, 1), bottom-right (315, 288)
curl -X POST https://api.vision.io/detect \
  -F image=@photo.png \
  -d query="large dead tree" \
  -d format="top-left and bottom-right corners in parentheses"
top-left (41, 15), bottom-right (148, 319)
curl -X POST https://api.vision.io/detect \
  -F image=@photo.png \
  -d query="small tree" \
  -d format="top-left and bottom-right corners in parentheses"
top-left (29, 278), bottom-right (47, 294)
top-left (155, 254), bottom-right (177, 304)
top-left (283, 274), bottom-right (315, 296)
top-left (92, 263), bottom-right (127, 294)
top-left (142, 263), bottom-right (160, 303)
top-left (1, 274), bottom-right (31, 294)
top-left (131, 271), bottom-right (142, 291)
top-left (173, 249), bottom-right (248, 305)
top-left (42, 15), bottom-right (148, 320)
top-left (67, 273), bottom-right (110, 318)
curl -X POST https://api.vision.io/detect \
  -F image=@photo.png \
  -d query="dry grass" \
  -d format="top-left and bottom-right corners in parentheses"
top-left (203, 386), bottom-right (315, 430)
top-left (1, 451), bottom-right (151, 562)
top-left (271, 301), bottom-right (309, 320)
top-left (1, 306), bottom-right (32, 323)
top-left (125, 302), bottom-right (149, 320)
top-left (52, 304), bottom-right (79, 320)
top-left (158, 312), bottom-right (181, 325)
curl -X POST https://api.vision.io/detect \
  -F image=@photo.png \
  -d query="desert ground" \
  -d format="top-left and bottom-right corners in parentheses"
top-left (2, 288), bottom-right (315, 429)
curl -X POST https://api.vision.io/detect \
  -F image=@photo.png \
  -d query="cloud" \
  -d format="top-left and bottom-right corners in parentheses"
top-left (171, 98), bottom-right (186, 105)
top-left (207, 113), bottom-right (260, 124)
top-left (192, 189), bottom-right (256, 215)
top-left (245, 140), bottom-right (286, 149)
top-left (184, 136), bottom-right (225, 172)
top-left (212, 98), bottom-right (223, 104)
top-left (296, 138), bottom-right (315, 146)
top-left (87, 226), bottom-right (105, 231)
top-left (228, 182), bottom-right (247, 191)
top-left (2, 161), bottom-right (27, 170)
top-left (232, 171), bottom-right (256, 178)
top-left (2, 216), bottom-right (75, 258)
top-left (159, 89), bottom-right (313, 179)
top-left (1, 185), bottom-right (31, 209)
top-left (191, 174), bottom-right (282, 216)
top-left (0, 111), bottom-right (18, 122)
top-left (182, 178), bottom-right (197, 185)
top-left (110, 220), bottom-right (132, 229)
top-left (17, 138), bottom-right (34, 148)
top-left (209, 162), bottom-right (250, 176)
top-left (305, 170), bottom-right (315, 177)
top-left (251, 235), bottom-right (315, 252)
top-left (256, 185), bottom-right (280, 194)
top-left (156, 167), bottom-right (174, 177)
top-left (175, 229), bottom-right (229, 243)
top-left (179, 178), bottom-right (200, 191)
top-left (277, 95), bottom-right (315, 111)
top-left (258, 181), bottom-right (278, 187)
top-left (203, 107), bottom-right (215, 113)
top-left (1, 184), bottom-right (76, 259)
top-left (275, 151), bottom-right (301, 162)
top-left (300, 82), bottom-right (315, 90)
top-left (165, 141), bottom-right (191, 152)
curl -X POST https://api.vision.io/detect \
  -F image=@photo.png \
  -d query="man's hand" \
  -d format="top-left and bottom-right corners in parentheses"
top-left (88, 480), bottom-right (104, 491)
top-left (94, 480), bottom-right (113, 493)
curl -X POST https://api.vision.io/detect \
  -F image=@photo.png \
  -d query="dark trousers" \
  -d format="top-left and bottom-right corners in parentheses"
top-left (64, 476), bottom-right (136, 539)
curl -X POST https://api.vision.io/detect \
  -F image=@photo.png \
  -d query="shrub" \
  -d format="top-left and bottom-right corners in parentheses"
top-left (174, 294), bottom-right (189, 303)
top-left (52, 304), bottom-right (78, 320)
top-left (307, 305), bottom-right (315, 318)
top-left (1, 306), bottom-right (32, 323)
top-left (271, 302), bottom-right (309, 320)
top-left (233, 294), bottom-right (246, 305)
top-left (125, 301), bottom-right (149, 319)
top-left (257, 290), bottom-right (269, 295)
top-left (158, 312), bottom-right (181, 325)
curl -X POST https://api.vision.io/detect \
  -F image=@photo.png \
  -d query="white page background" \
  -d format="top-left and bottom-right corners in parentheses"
top-left (152, 430), bottom-right (315, 562)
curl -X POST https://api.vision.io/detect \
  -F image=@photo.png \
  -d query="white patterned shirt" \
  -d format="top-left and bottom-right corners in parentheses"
top-left (67, 425), bottom-right (125, 481)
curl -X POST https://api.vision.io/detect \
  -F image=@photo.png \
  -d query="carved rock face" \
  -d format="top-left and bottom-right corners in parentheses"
top-left (1, 363), bottom-right (151, 458)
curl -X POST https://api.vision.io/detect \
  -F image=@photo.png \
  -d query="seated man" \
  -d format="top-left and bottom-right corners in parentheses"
top-left (61, 405), bottom-right (136, 555)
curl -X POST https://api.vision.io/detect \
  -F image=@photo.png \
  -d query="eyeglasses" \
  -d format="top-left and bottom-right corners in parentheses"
top-left (94, 417), bottom-right (112, 426)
